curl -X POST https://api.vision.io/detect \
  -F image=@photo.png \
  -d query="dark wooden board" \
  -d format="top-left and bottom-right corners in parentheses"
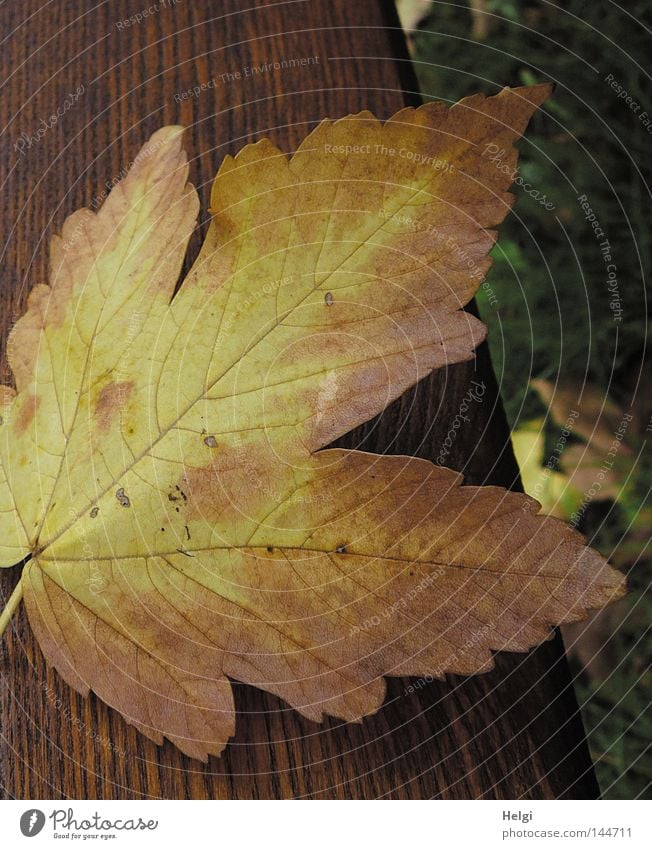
top-left (0, 0), bottom-right (598, 799)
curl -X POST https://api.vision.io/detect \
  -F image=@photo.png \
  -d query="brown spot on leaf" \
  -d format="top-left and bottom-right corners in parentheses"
top-left (14, 393), bottom-right (40, 434)
top-left (116, 488), bottom-right (130, 507)
top-left (178, 441), bottom-right (296, 524)
top-left (95, 380), bottom-right (134, 433)
top-left (177, 465), bottom-right (219, 520)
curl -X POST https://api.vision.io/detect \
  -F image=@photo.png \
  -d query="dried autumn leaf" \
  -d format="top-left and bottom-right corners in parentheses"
top-left (0, 86), bottom-right (624, 760)
top-left (531, 379), bottom-right (634, 457)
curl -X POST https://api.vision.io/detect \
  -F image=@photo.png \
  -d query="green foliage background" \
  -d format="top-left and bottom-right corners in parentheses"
top-left (407, 0), bottom-right (650, 799)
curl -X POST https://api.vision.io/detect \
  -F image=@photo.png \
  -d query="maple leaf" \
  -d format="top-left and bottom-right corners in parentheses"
top-left (0, 86), bottom-right (624, 760)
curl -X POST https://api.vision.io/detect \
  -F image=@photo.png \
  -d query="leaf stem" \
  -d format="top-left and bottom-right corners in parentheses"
top-left (0, 580), bottom-right (23, 639)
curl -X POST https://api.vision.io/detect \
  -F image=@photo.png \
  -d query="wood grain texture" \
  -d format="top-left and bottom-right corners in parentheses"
top-left (0, 0), bottom-right (598, 799)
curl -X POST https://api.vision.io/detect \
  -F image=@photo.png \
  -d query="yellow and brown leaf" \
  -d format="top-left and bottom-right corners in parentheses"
top-left (0, 86), bottom-right (624, 760)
